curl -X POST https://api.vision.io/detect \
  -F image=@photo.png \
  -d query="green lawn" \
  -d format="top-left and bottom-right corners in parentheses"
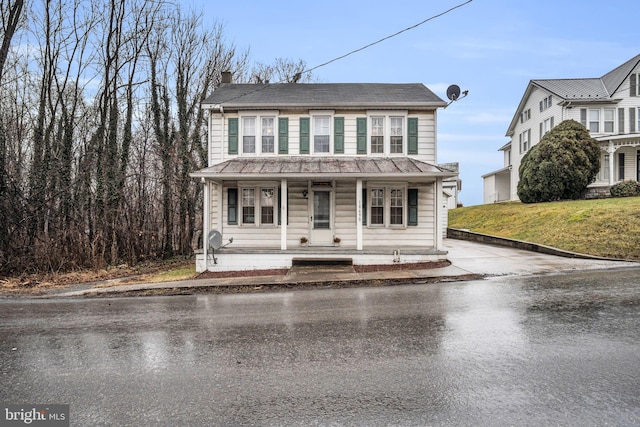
top-left (448, 197), bottom-right (640, 260)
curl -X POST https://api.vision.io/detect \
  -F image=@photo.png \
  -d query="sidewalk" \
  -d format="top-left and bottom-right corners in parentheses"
top-left (45, 239), bottom-right (639, 298)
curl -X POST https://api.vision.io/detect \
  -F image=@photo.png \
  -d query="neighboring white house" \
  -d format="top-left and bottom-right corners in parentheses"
top-left (483, 53), bottom-right (640, 203)
top-left (191, 76), bottom-right (457, 272)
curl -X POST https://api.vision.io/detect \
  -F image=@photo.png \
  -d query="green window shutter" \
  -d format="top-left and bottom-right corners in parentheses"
top-left (228, 188), bottom-right (238, 225)
top-left (361, 188), bottom-right (367, 225)
top-left (408, 117), bottom-right (419, 154)
top-left (299, 117), bottom-right (310, 154)
top-left (228, 118), bottom-right (238, 155)
top-left (356, 117), bottom-right (367, 154)
top-left (408, 188), bottom-right (418, 226)
top-left (580, 109), bottom-right (587, 128)
top-left (334, 117), bottom-right (344, 153)
top-left (631, 74), bottom-right (637, 97)
top-left (618, 108), bottom-right (625, 133)
top-left (278, 117), bottom-right (289, 154)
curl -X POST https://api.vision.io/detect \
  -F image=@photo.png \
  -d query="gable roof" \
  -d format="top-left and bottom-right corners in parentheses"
top-left (202, 83), bottom-right (446, 110)
top-left (506, 53), bottom-right (640, 136)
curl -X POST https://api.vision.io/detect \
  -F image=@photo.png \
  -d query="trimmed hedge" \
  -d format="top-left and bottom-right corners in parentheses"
top-left (610, 180), bottom-right (640, 197)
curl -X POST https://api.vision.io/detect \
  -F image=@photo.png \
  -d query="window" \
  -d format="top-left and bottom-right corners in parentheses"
top-left (370, 188), bottom-right (384, 225)
top-left (519, 129), bottom-right (530, 154)
top-left (262, 118), bottom-right (275, 153)
top-left (371, 117), bottom-right (384, 153)
top-left (589, 109), bottom-right (600, 133)
top-left (242, 188), bottom-right (255, 224)
top-left (260, 188), bottom-right (274, 224)
top-left (368, 186), bottom-right (406, 227)
top-left (539, 95), bottom-right (552, 112)
top-left (390, 117), bottom-right (403, 154)
top-left (521, 109), bottom-right (531, 123)
top-left (369, 115), bottom-right (406, 155)
top-left (598, 154), bottom-right (610, 181)
top-left (604, 109), bottom-right (614, 133)
top-left (390, 189), bottom-right (403, 225)
top-left (242, 117), bottom-right (256, 153)
top-left (314, 116), bottom-right (330, 153)
top-left (238, 186), bottom-right (277, 226)
top-left (618, 153), bottom-right (625, 180)
top-left (541, 117), bottom-right (554, 136)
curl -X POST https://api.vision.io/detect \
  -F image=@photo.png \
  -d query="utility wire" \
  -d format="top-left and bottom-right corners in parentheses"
top-left (214, 0), bottom-right (473, 104)
top-left (302, 0), bottom-right (473, 76)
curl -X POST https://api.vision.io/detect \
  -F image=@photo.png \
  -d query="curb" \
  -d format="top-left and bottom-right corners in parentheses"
top-left (447, 228), bottom-right (630, 262)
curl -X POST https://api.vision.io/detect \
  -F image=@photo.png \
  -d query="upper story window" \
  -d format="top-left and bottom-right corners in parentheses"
top-left (580, 108), bottom-right (617, 134)
top-left (369, 115), bottom-right (405, 155)
top-left (541, 117), bottom-right (554, 136)
top-left (603, 109), bottom-right (614, 133)
top-left (240, 114), bottom-right (277, 155)
top-left (519, 129), bottom-right (530, 154)
top-left (262, 118), bottom-right (275, 153)
top-left (520, 108), bottom-right (531, 123)
top-left (313, 115), bottom-right (330, 153)
top-left (539, 95), bottom-right (552, 112)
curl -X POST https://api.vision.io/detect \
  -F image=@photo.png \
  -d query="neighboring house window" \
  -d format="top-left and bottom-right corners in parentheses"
top-left (262, 118), bottom-right (275, 153)
top-left (390, 117), bottom-right (404, 154)
top-left (618, 153), bottom-right (625, 180)
top-left (539, 95), bottom-right (552, 112)
top-left (598, 154), bottom-right (610, 181)
top-left (239, 186), bottom-right (277, 226)
top-left (506, 149), bottom-right (511, 166)
top-left (314, 116), bottom-right (330, 153)
top-left (521, 109), bottom-right (531, 123)
top-left (519, 129), bottom-right (530, 154)
top-left (243, 117), bottom-right (256, 153)
top-left (588, 109), bottom-right (600, 133)
top-left (604, 109), bottom-right (615, 133)
top-left (390, 189), bottom-right (404, 225)
top-left (371, 117), bottom-right (384, 153)
top-left (631, 74), bottom-right (638, 97)
top-left (541, 117), bottom-right (554, 136)
top-left (370, 188), bottom-right (384, 225)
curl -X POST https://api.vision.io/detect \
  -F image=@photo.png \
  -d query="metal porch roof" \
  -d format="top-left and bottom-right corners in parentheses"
top-left (191, 157), bottom-right (456, 180)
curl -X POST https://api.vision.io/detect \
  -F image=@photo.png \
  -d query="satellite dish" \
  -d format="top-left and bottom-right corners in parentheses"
top-left (208, 230), bottom-right (223, 251)
top-left (446, 84), bottom-right (461, 101)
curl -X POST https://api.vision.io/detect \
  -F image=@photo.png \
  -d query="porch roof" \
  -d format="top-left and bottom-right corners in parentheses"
top-left (191, 157), bottom-right (457, 181)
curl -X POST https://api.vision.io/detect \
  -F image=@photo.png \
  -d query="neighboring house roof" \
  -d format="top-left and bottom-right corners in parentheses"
top-left (191, 157), bottom-right (456, 180)
top-left (202, 83), bottom-right (447, 110)
top-left (506, 53), bottom-right (640, 136)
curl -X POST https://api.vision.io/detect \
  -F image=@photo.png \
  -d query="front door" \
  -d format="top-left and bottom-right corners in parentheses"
top-left (310, 189), bottom-right (333, 245)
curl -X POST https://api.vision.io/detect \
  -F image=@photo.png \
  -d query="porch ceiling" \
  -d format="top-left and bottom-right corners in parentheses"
top-left (191, 157), bottom-right (457, 181)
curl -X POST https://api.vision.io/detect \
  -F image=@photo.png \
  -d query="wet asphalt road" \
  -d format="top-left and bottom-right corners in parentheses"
top-left (1, 269), bottom-right (640, 426)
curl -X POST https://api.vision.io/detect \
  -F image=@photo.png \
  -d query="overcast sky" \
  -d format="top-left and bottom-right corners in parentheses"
top-left (188, 0), bottom-right (639, 206)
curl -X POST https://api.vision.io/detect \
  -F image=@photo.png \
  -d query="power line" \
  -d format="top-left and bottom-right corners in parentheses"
top-left (303, 0), bottom-right (473, 76)
top-left (215, 0), bottom-right (473, 104)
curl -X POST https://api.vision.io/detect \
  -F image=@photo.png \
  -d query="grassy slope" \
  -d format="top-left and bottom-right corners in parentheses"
top-left (448, 197), bottom-right (640, 260)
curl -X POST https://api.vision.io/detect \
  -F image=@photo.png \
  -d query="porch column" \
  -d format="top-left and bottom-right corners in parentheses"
top-left (435, 178), bottom-right (444, 250)
top-left (202, 180), bottom-right (210, 270)
top-left (281, 179), bottom-right (288, 250)
top-left (608, 142), bottom-right (615, 185)
top-left (356, 178), bottom-right (363, 250)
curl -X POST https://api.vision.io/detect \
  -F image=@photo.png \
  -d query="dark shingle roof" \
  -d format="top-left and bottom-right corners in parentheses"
top-left (202, 83), bottom-right (446, 109)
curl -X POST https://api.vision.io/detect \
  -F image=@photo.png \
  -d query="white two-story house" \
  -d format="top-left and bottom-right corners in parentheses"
top-left (191, 75), bottom-right (457, 272)
top-left (483, 53), bottom-right (640, 203)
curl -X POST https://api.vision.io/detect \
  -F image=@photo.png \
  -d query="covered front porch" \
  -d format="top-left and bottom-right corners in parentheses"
top-left (191, 157), bottom-right (456, 272)
top-left (591, 135), bottom-right (640, 193)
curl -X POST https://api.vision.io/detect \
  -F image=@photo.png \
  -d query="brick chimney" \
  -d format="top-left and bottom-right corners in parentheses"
top-left (221, 71), bottom-right (232, 84)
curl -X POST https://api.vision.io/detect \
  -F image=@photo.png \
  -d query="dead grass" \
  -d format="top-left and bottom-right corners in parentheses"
top-left (449, 197), bottom-right (640, 260)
